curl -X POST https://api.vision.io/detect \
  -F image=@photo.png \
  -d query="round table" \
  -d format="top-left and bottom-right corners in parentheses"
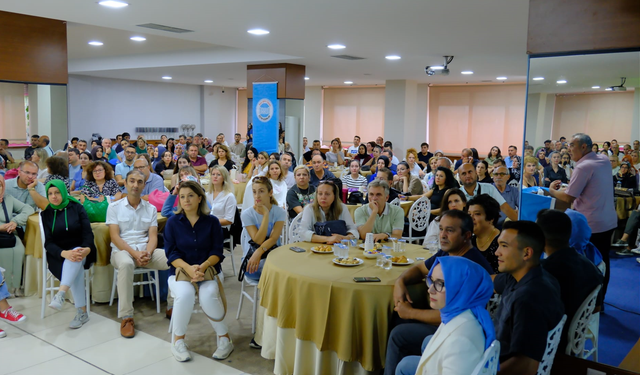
top-left (257, 241), bottom-right (431, 374)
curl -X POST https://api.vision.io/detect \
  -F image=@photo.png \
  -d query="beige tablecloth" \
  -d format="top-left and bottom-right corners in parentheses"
top-left (23, 213), bottom-right (167, 301)
top-left (235, 182), bottom-right (247, 205)
top-left (258, 242), bottom-right (430, 373)
top-left (615, 196), bottom-right (640, 220)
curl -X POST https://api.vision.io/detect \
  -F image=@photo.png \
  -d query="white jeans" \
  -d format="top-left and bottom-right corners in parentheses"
top-left (168, 274), bottom-right (228, 338)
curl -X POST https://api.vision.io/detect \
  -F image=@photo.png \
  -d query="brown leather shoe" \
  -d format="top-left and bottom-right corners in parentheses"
top-left (165, 308), bottom-right (172, 320)
top-left (120, 318), bottom-right (135, 338)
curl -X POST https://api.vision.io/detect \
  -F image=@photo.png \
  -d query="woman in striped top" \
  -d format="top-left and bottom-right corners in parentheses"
top-left (341, 159), bottom-right (368, 191)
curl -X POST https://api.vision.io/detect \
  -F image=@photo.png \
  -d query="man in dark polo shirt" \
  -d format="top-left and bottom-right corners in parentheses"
top-left (494, 221), bottom-right (564, 375)
top-left (536, 209), bottom-right (603, 351)
top-left (364, 168), bottom-right (400, 204)
top-left (384, 210), bottom-right (493, 375)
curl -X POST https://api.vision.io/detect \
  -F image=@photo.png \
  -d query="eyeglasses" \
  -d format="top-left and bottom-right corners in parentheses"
top-left (426, 276), bottom-right (445, 292)
top-left (134, 165), bottom-right (148, 170)
top-left (93, 169), bottom-right (105, 173)
top-left (492, 173), bottom-right (508, 177)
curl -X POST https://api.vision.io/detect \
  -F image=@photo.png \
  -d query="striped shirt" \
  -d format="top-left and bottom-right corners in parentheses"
top-left (341, 174), bottom-right (368, 190)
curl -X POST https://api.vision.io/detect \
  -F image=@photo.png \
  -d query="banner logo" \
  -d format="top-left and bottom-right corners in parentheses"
top-left (256, 98), bottom-right (273, 122)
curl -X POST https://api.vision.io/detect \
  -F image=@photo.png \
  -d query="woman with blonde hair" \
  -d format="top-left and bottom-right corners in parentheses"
top-left (206, 165), bottom-right (237, 230)
top-left (162, 166), bottom-right (202, 218)
top-left (523, 155), bottom-right (542, 188)
top-left (32, 148), bottom-right (50, 181)
top-left (300, 180), bottom-right (358, 244)
top-left (286, 165), bottom-right (316, 219)
top-left (251, 151), bottom-right (269, 177)
top-left (406, 148), bottom-right (424, 178)
top-left (243, 160), bottom-right (287, 211)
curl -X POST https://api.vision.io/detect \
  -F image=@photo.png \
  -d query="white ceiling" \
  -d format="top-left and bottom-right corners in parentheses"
top-left (0, 0), bottom-right (532, 87)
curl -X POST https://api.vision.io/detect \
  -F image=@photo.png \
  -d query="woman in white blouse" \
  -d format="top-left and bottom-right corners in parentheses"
top-left (406, 148), bottom-right (424, 178)
top-left (300, 180), bottom-right (359, 244)
top-left (242, 160), bottom-right (288, 211)
top-left (206, 165), bottom-right (237, 230)
top-left (341, 160), bottom-right (368, 191)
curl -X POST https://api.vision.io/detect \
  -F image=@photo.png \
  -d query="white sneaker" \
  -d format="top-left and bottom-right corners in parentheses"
top-left (48, 291), bottom-right (65, 311)
top-left (0, 329), bottom-right (6, 338)
top-left (171, 339), bottom-right (191, 362)
top-left (69, 309), bottom-right (89, 329)
top-left (630, 248), bottom-right (640, 255)
top-left (212, 337), bottom-right (234, 360)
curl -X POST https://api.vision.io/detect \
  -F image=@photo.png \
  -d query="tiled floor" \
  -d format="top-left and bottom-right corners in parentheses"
top-left (0, 295), bottom-right (249, 375)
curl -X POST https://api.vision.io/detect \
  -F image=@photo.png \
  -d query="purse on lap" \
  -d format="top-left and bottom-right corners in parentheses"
top-left (174, 265), bottom-right (227, 322)
top-left (83, 197), bottom-right (109, 223)
top-left (313, 220), bottom-right (348, 237)
top-left (238, 240), bottom-right (277, 282)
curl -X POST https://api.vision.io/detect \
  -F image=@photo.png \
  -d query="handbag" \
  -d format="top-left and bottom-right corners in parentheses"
top-left (314, 220), bottom-right (348, 237)
top-left (0, 201), bottom-right (16, 248)
top-left (174, 265), bottom-right (227, 322)
top-left (83, 198), bottom-right (109, 222)
top-left (347, 191), bottom-right (364, 205)
top-left (238, 240), bottom-right (277, 282)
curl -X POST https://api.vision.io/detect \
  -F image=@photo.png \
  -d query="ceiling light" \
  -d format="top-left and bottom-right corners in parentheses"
top-left (88, 41), bottom-right (104, 46)
top-left (204, 80), bottom-right (213, 83)
top-left (496, 76), bottom-right (507, 80)
top-left (162, 76), bottom-right (172, 80)
top-left (461, 71), bottom-right (474, 75)
top-left (247, 29), bottom-right (269, 35)
top-left (328, 44), bottom-right (346, 50)
top-left (98, 0), bottom-right (128, 8)
top-left (592, 86), bottom-right (600, 89)
top-left (344, 81), bottom-right (353, 84)
top-left (532, 77), bottom-right (544, 81)
top-left (430, 66), bottom-right (445, 71)
top-left (304, 77), bottom-right (310, 80)
top-left (130, 36), bottom-right (146, 42)
top-left (385, 55), bottom-right (401, 60)
top-left (605, 88), bottom-right (612, 91)
top-left (556, 80), bottom-right (567, 84)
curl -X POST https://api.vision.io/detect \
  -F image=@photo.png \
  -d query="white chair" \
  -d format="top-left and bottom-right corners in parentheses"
top-left (390, 198), bottom-right (401, 207)
top-left (470, 340), bottom-right (500, 375)
top-left (109, 267), bottom-right (161, 314)
top-left (236, 276), bottom-right (259, 334)
top-left (486, 293), bottom-right (502, 319)
top-left (402, 196), bottom-right (431, 244)
top-left (288, 212), bottom-right (304, 244)
top-left (536, 315), bottom-right (567, 375)
top-left (508, 179), bottom-right (520, 188)
top-left (223, 234), bottom-right (236, 276)
top-left (564, 285), bottom-right (601, 360)
top-left (38, 211), bottom-right (92, 319)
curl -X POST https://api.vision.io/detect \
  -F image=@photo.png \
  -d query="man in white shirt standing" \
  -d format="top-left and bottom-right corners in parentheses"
top-left (280, 152), bottom-right (296, 189)
top-left (347, 136), bottom-right (361, 156)
top-left (107, 170), bottom-right (169, 338)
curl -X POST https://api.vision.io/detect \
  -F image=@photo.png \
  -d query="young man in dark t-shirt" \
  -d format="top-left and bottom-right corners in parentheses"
top-left (494, 220), bottom-right (564, 375)
top-left (384, 210), bottom-right (493, 375)
top-left (417, 142), bottom-right (434, 172)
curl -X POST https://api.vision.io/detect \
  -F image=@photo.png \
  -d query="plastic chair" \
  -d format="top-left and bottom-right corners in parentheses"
top-left (109, 267), bottom-right (161, 314)
top-left (288, 212), bottom-right (304, 244)
top-left (390, 198), bottom-right (401, 207)
top-left (402, 196), bottom-right (431, 244)
top-left (565, 285), bottom-right (601, 358)
top-left (470, 340), bottom-right (501, 375)
top-left (236, 276), bottom-right (259, 334)
top-left (38, 211), bottom-right (92, 319)
top-left (486, 293), bottom-right (502, 319)
top-left (537, 315), bottom-right (567, 375)
top-left (223, 234), bottom-right (236, 276)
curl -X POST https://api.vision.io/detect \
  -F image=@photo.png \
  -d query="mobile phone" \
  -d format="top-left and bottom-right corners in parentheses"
top-left (290, 246), bottom-right (306, 253)
top-left (353, 277), bottom-right (381, 283)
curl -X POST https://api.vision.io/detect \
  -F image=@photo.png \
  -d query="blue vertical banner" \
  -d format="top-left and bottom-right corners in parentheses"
top-left (252, 82), bottom-right (279, 154)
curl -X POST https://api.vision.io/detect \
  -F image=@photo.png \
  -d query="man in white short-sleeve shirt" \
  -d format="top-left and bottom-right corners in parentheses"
top-left (347, 136), bottom-right (361, 156)
top-left (107, 169), bottom-right (168, 338)
top-left (458, 163), bottom-right (518, 221)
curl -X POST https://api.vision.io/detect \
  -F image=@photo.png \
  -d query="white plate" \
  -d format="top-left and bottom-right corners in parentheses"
top-left (311, 246), bottom-right (334, 254)
top-left (359, 244), bottom-right (392, 250)
top-left (392, 258), bottom-right (415, 266)
top-left (332, 257), bottom-right (364, 267)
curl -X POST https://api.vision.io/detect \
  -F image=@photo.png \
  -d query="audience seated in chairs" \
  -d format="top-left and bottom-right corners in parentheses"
top-left (107, 169), bottom-right (170, 338)
top-left (300, 180), bottom-right (358, 244)
top-left (309, 155), bottom-right (336, 187)
top-left (392, 161), bottom-right (423, 196)
top-left (395, 257), bottom-right (495, 375)
top-left (355, 180), bottom-right (404, 243)
top-left (468, 194), bottom-right (502, 274)
top-left (41, 180), bottom-right (96, 329)
top-left (458, 163), bottom-right (518, 222)
top-left (364, 168), bottom-right (401, 204)
top-left (493, 221), bottom-right (564, 374)
top-left (492, 165), bottom-right (519, 228)
top-left (422, 188), bottom-right (468, 249)
top-left (164, 181), bottom-right (233, 362)
top-left (341, 159), bottom-right (368, 191)
top-left (407, 167), bottom-right (456, 216)
top-left (286, 165), bottom-right (316, 220)
top-left (5, 160), bottom-right (48, 211)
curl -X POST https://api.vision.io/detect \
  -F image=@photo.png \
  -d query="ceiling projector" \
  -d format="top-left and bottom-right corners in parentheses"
top-left (609, 77), bottom-right (627, 91)
top-left (426, 56), bottom-right (454, 76)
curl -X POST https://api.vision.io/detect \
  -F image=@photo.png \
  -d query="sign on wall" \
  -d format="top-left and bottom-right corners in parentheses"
top-left (252, 82), bottom-right (279, 154)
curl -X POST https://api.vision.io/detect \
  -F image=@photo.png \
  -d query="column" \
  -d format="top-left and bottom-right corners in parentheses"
top-left (383, 80), bottom-right (427, 159)
top-left (632, 88), bottom-right (640, 141)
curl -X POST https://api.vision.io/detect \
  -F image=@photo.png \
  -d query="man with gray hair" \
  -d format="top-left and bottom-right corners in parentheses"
top-left (548, 132), bottom-right (616, 302)
top-left (354, 180), bottom-right (404, 242)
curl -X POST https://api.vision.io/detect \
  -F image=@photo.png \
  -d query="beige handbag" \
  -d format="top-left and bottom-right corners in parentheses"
top-left (174, 266), bottom-right (227, 322)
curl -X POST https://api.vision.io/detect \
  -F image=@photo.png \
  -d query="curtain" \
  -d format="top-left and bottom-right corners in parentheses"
top-left (0, 82), bottom-right (27, 142)
top-left (428, 85), bottom-right (526, 156)
top-left (322, 87), bottom-right (385, 146)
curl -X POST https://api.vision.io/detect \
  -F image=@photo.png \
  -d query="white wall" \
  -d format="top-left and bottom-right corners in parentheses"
top-left (304, 86), bottom-right (322, 142)
top-left (68, 75), bottom-right (201, 140)
top-left (202, 86), bottom-right (237, 139)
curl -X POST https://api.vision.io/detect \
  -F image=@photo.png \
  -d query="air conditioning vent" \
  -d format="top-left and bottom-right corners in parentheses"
top-left (331, 55), bottom-right (366, 61)
top-left (481, 80), bottom-right (493, 82)
top-left (136, 23), bottom-right (194, 33)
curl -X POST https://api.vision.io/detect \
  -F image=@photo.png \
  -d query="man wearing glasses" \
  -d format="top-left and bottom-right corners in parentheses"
top-left (121, 155), bottom-right (167, 201)
top-left (115, 145), bottom-right (137, 187)
top-left (5, 161), bottom-right (48, 210)
top-left (492, 166), bottom-right (519, 228)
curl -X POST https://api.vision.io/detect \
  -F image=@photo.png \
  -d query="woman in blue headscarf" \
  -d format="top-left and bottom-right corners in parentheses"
top-left (396, 256), bottom-right (495, 375)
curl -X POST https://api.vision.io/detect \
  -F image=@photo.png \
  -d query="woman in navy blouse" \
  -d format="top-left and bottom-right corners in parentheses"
top-left (164, 181), bottom-right (233, 362)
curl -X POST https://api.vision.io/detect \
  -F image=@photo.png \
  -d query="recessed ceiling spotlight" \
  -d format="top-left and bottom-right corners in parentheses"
top-left (130, 36), bottom-right (146, 42)
top-left (532, 77), bottom-right (544, 81)
top-left (556, 80), bottom-right (567, 84)
top-left (328, 44), bottom-right (346, 50)
top-left (461, 71), bottom-right (474, 75)
top-left (496, 76), bottom-right (507, 80)
top-left (592, 86), bottom-right (600, 89)
top-left (605, 88), bottom-right (612, 91)
top-left (304, 77), bottom-right (310, 80)
top-left (98, 0), bottom-right (128, 8)
top-left (204, 80), bottom-right (213, 83)
top-left (247, 29), bottom-right (269, 35)
top-left (385, 55), bottom-right (401, 60)
top-left (344, 81), bottom-right (353, 84)
top-left (88, 41), bottom-right (104, 46)
top-left (162, 76), bottom-right (172, 80)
